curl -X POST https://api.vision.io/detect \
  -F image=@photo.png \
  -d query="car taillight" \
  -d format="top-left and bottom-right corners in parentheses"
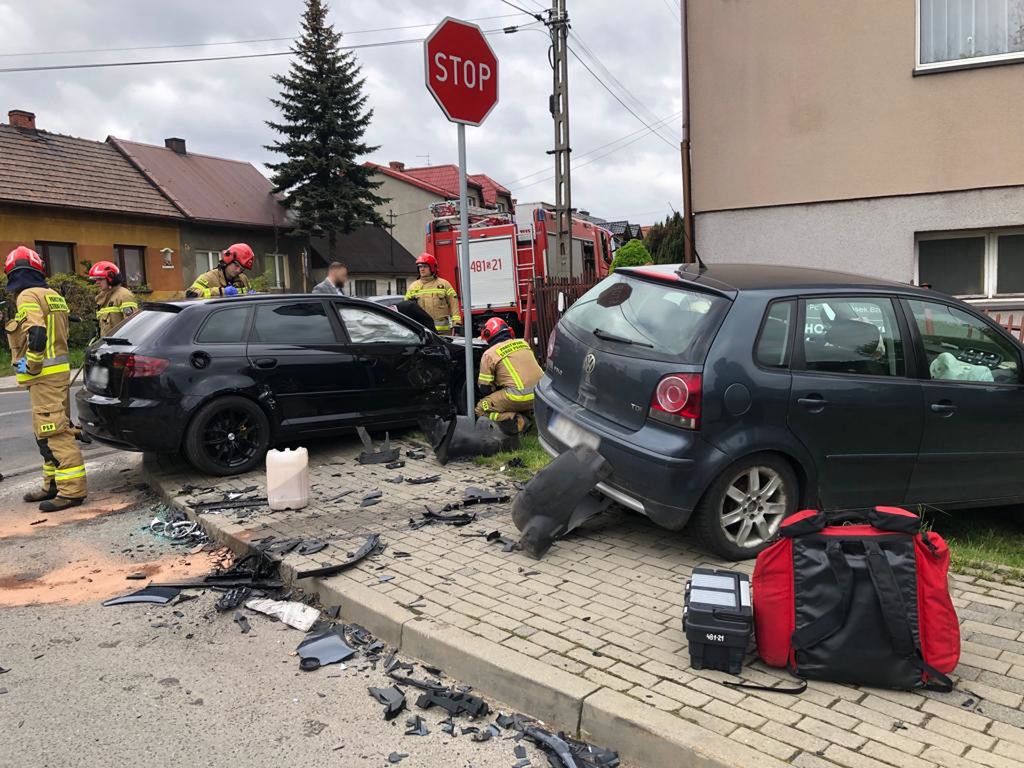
top-left (112, 353), bottom-right (169, 378)
top-left (649, 373), bottom-right (701, 430)
top-left (546, 328), bottom-right (557, 361)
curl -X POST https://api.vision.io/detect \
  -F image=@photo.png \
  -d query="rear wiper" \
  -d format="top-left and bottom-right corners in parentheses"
top-left (592, 328), bottom-right (653, 348)
top-left (102, 337), bottom-right (132, 345)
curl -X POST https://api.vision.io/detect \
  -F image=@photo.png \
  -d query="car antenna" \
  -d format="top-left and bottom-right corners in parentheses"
top-left (673, 216), bottom-right (707, 277)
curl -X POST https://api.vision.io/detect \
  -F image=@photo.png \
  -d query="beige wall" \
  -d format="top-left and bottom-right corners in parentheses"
top-left (689, 0), bottom-right (1024, 213)
top-left (372, 175), bottom-right (441, 257)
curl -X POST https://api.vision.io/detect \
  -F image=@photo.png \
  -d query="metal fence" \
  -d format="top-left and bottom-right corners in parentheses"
top-left (525, 274), bottom-right (603, 363)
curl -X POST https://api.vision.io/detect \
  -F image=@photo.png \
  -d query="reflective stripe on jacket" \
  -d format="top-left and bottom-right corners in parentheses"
top-left (405, 275), bottom-right (461, 331)
top-left (477, 338), bottom-right (543, 401)
top-left (5, 287), bottom-right (72, 386)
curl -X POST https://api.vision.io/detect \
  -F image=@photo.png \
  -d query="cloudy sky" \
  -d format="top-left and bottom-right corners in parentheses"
top-left (0, 0), bottom-right (683, 225)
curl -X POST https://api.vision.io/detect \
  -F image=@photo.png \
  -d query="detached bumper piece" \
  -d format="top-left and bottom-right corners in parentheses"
top-left (356, 427), bottom-right (400, 465)
top-left (512, 444), bottom-right (613, 559)
top-left (683, 568), bottom-right (752, 675)
top-left (368, 685), bottom-right (407, 720)
top-left (523, 726), bottom-right (621, 768)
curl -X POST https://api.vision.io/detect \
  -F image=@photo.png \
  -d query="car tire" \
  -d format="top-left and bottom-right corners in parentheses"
top-left (183, 396), bottom-right (271, 477)
top-left (692, 453), bottom-right (798, 561)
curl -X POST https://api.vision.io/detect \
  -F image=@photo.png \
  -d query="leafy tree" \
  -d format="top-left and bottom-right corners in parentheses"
top-left (645, 212), bottom-right (689, 264)
top-left (610, 239), bottom-right (653, 272)
top-left (265, 0), bottom-right (387, 258)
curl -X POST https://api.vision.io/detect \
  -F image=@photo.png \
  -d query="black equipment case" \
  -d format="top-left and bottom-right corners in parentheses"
top-left (683, 568), bottom-right (753, 674)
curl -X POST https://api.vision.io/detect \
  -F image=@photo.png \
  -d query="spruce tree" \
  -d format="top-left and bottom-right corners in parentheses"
top-left (266, 0), bottom-right (386, 258)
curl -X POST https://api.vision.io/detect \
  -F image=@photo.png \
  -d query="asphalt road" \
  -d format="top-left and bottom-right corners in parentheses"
top-left (0, 459), bottom-right (565, 768)
top-left (0, 384), bottom-right (120, 479)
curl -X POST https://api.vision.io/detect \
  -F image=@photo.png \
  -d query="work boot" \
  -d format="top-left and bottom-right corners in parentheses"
top-left (74, 427), bottom-right (92, 444)
top-left (24, 482), bottom-right (58, 503)
top-left (39, 496), bottom-right (85, 513)
top-left (499, 414), bottom-right (528, 436)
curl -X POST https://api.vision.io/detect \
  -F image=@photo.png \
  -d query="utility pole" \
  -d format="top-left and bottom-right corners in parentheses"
top-left (679, 0), bottom-right (695, 264)
top-left (387, 208), bottom-right (396, 267)
top-left (549, 0), bottom-right (572, 277)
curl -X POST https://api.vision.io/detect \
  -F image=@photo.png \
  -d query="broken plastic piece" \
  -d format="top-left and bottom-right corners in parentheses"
top-left (387, 753), bottom-right (407, 764)
top-left (441, 718), bottom-right (455, 735)
top-left (378, 575), bottom-right (395, 583)
top-left (296, 539), bottom-right (327, 556)
top-left (406, 475), bottom-right (440, 485)
top-left (410, 508), bottom-right (477, 529)
top-left (191, 497), bottom-right (267, 513)
top-left (215, 587), bottom-right (251, 613)
top-left (294, 533), bottom-right (384, 579)
top-left (463, 486), bottom-right (512, 506)
top-left (297, 628), bottom-right (357, 669)
top-left (233, 612), bottom-right (251, 634)
top-left (386, 460), bottom-right (405, 469)
top-left (299, 657), bottom-right (321, 672)
top-left (406, 449), bottom-right (426, 460)
top-left (484, 530), bottom-right (519, 552)
top-left (386, 476), bottom-right (404, 484)
top-left (515, 745), bottom-right (528, 759)
top-left (404, 714), bottom-right (429, 736)
top-left (368, 686), bottom-right (407, 720)
top-left (103, 586), bottom-right (180, 607)
top-left (356, 427), bottom-right (401, 464)
top-left (415, 688), bottom-right (490, 718)
top-left (244, 598), bottom-right (320, 631)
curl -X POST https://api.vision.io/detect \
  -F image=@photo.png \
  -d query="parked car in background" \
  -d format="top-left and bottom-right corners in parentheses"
top-left (76, 295), bottom-right (468, 475)
top-left (537, 263), bottom-right (1024, 559)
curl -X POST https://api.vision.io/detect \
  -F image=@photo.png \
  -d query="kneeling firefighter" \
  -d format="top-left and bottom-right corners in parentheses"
top-left (88, 261), bottom-right (138, 337)
top-left (4, 247), bottom-right (86, 511)
top-left (186, 243), bottom-right (254, 299)
top-left (475, 317), bottom-right (543, 435)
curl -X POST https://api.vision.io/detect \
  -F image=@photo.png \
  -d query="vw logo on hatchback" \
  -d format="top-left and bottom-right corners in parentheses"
top-left (583, 353), bottom-right (596, 374)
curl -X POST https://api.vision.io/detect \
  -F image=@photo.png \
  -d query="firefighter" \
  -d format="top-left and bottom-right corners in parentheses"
top-left (186, 243), bottom-right (254, 299)
top-left (475, 317), bottom-right (543, 434)
top-left (4, 246), bottom-right (86, 511)
top-left (405, 253), bottom-right (461, 334)
top-left (88, 261), bottom-right (139, 337)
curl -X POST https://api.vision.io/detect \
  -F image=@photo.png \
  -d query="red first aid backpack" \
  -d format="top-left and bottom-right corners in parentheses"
top-left (753, 506), bottom-right (959, 691)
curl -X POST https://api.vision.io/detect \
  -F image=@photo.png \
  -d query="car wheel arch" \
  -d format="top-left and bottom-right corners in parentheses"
top-left (179, 389), bottom-right (279, 452)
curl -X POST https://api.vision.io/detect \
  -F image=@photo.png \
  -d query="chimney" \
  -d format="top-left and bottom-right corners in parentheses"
top-left (8, 110), bottom-right (36, 130)
top-left (164, 137), bottom-right (186, 154)
top-left (389, 161), bottom-right (405, 171)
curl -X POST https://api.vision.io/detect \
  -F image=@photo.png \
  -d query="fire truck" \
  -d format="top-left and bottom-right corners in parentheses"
top-left (424, 201), bottom-right (613, 335)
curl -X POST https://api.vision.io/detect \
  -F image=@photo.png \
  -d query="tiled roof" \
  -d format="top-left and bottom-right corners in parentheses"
top-left (109, 137), bottom-right (290, 227)
top-left (309, 226), bottom-right (417, 274)
top-left (468, 173), bottom-right (511, 207)
top-left (0, 124), bottom-right (182, 219)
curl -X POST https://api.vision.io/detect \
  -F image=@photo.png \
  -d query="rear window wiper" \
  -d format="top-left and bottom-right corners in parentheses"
top-left (592, 327), bottom-right (653, 348)
top-left (102, 337), bottom-right (132, 345)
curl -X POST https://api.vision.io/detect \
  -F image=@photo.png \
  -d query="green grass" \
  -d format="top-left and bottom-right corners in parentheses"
top-left (474, 433), bottom-right (552, 481)
top-left (921, 506), bottom-right (1024, 579)
top-left (0, 346), bottom-right (85, 373)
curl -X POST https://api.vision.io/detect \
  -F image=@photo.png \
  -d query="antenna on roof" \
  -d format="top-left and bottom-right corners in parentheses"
top-left (673, 202), bottom-right (707, 276)
top-left (416, 153), bottom-right (431, 166)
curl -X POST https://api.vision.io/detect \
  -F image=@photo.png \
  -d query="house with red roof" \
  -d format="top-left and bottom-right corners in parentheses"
top-left (365, 160), bottom-right (513, 257)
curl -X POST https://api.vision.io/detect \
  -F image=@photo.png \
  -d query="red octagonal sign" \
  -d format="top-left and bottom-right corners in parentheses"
top-left (424, 17), bottom-right (499, 127)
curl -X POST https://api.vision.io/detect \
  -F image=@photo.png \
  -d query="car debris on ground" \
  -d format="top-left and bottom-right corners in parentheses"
top-left (244, 598), bottom-right (320, 631)
top-left (355, 427), bottom-right (400, 465)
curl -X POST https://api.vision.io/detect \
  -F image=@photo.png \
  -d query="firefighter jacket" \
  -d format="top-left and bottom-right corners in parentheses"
top-left (186, 267), bottom-right (251, 299)
top-left (95, 285), bottom-right (139, 337)
top-left (405, 275), bottom-right (461, 332)
top-left (4, 287), bottom-right (71, 387)
top-left (477, 338), bottom-right (543, 403)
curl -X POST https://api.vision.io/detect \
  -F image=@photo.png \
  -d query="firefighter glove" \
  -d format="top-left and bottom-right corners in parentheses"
top-left (15, 357), bottom-right (27, 374)
top-left (224, 285), bottom-right (239, 297)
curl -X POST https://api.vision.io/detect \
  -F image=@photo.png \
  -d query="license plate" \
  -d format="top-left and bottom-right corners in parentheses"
top-left (548, 413), bottom-right (600, 451)
top-left (88, 367), bottom-right (109, 390)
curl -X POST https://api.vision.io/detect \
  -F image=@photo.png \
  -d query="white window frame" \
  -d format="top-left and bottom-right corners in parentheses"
top-left (916, 0), bottom-right (1024, 74)
top-left (915, 227), bottom-right (1024, 303)
top-left (265, 253), bottom-right (289, 290)
top-left (195, 250), bottom-right (219, 273)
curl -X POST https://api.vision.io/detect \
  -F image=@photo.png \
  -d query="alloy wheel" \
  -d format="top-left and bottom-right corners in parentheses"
top-left (202, 407), bottom-right (262, 469)
top-left (719, 466), bottom-right (788, 549)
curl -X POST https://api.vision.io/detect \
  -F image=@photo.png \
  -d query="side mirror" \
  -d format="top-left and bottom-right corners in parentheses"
top-left (557, 291), bottom-right (566, 314)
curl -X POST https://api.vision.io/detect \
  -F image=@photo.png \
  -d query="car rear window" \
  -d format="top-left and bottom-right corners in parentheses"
top-left (105, 308), bottom-right (176, 345)
top-left (561, 273), bottom-right (730, 360)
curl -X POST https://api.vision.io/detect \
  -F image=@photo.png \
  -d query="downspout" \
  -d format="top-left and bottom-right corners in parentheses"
top-left (680, 0), bottom-right (695, 264)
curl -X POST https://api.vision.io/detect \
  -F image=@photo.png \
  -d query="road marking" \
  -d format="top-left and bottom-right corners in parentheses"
top-left (0, 408), bottom-right (31, 417)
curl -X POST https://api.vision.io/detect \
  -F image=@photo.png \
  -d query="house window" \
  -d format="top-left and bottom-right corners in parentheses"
top-left (265, 253), bottom-right (289, 290)
top-left (396, 277), bottom-right (407, 295)
top-left (917, 229), bottom-right (1024, 299)
top-left (918, 0), bottom-right (1024, 71)
top-left (354, 279), bottom-right (377, 297)
top-left (114, 245), bottom-right (146, 287)
top-left (195, 250), bottom-right (219, 276)
top-left (35, 242), bottom-right (74, 276)
top-left (496, 202), bottom-right (507, 212)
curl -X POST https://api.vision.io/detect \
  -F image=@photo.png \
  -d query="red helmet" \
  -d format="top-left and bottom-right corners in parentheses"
top-left (416, 253), bottom-right (437, 273)
top-left (88, 260), bottom-right (120, 282)
top-left (221, 243), bottom-right (255, 270)
top-left (480, 317), bottom-right (513, 342)
top-left (4, 246), bottom-right (45, 276)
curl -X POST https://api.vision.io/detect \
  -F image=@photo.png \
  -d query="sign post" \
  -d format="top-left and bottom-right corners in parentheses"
top-left (424, 17), bottom-right (499, 421)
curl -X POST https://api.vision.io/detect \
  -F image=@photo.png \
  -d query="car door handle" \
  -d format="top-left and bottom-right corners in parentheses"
top-left (930, 401), bottom-right (957, 416)
top-left (254, 357), bottom-right (278, 370)
top-left (797, 396), bottom-right (829, 410)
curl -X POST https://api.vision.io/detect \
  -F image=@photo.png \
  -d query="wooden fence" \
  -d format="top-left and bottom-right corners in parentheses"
top-left (985, 310), bottom-right (1024, 342)
top-left (525, 274), bottom-right (603, 363)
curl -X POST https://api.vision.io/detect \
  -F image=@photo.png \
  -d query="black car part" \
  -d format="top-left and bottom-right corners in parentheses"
top-left (409, 507), bottom-right (477, 529)
top-left (386, 460), bottom-right (406, 470)
top-left (356, 427), bottom-right (400, 465)
top-left (215, 587), bottom-right (251, 613)
top-left (404, 715), bottom-right (429, 736)
top-left (524, 727), bottom-right (620, 768)
top-left (297, 628), bottom-right (356, 669)
top-left (102, 586), bottom-right (180, 606)
top-left (387, 753), bottom-right (408, 764)
top-left (415, 688), bottom-right (490, 718)
top-left (294, 533), bottom-right (384, 579)
top-left (233, 612), bottom-right (251, 634)
top-left (512, 444), bottom-right (612, 559)
top-left (190, 497), bottom-right (268, 513)
top-left (463, 486), bottom-right (512, 505)
top-left (368, 686), bottom-right (407, 720)
top-left (406, 475), bottom-right (440, 485)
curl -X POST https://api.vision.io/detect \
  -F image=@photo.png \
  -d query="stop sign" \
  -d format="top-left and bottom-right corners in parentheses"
top-left (424, 17), bottom-right (499, 126)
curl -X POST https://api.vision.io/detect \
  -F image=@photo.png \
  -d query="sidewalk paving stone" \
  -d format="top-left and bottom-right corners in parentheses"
top-left (144, 435), bottom-right (1024, 768)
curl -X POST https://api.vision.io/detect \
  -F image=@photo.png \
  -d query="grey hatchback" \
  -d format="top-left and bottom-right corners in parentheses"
top-left (536, 263), bottom-right (1024, 559)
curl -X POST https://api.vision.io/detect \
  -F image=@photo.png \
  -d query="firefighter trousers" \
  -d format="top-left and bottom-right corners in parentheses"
top-left (474, 389), bottom-right (534, 431)
top-left (28, 376), bottom-right (86, 499)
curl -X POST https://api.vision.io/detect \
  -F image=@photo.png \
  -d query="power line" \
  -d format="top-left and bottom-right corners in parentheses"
top-left (497, 0), bottom-right (546, 21)
top-left (566, 46), bottom-right (679, 150)
top-left (660, 0), bottom-right (682, 22)
top-left (0, 24), bottom-right (539, 74)
top-left (0, 14), bottom-right (531, 58)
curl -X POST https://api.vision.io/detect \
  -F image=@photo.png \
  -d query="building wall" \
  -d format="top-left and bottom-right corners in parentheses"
top-left (180, 224), bottom-right (306, 293)
top-left (695, 185), bottom-right (1024, 284)
top-left (0, 203), bottom-right (182, 297)
top-left (688, 0), bottom-right (1024, 212)
top-left (372, 175), bottom-right (442, 257)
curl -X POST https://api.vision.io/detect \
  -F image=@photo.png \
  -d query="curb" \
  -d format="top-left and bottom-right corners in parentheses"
top-left (142, 456), bottom-right (785, 768)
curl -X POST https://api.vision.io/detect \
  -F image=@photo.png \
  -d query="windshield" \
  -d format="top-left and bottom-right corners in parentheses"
top-left (561, 273), bottom-right (730, 360)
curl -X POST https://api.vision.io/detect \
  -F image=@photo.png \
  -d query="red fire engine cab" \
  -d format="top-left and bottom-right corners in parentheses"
top-left (424, 201), bottom-right (613, 335)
